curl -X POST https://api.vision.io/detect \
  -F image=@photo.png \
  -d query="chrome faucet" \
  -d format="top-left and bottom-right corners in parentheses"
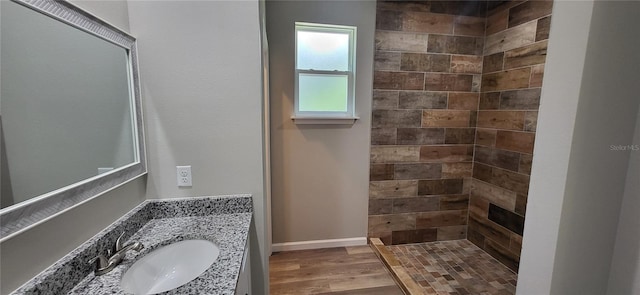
top-left (88, 232), bottom-right (144, 276)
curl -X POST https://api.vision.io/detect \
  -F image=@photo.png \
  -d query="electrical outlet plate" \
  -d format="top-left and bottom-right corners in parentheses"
top-left (176, 165), bottom-right (192, 187)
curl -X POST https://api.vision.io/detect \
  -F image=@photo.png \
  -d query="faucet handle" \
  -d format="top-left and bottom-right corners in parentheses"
top-left (88, 254), bottom-right (109, 269)
top-left (114, 231), bottom-right (126, 252)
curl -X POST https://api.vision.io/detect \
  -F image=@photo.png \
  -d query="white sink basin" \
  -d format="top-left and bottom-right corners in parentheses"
top-left (121, 240), bottom-right (220, 295)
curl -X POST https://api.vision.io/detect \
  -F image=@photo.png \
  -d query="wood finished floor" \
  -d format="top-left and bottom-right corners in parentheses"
top-left (269, 246), bottom-right (404, 295)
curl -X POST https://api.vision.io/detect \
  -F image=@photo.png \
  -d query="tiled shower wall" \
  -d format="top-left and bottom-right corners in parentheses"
top-left (469, 0), bottom-right (553, 272)
top-left (368, 0), bottom-right (553, 272)
top-left (369, 1), bottom-right (486, 245)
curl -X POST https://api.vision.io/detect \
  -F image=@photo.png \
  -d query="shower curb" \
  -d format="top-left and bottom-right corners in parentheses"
top-left (369, 238), bottom-right (424, 295)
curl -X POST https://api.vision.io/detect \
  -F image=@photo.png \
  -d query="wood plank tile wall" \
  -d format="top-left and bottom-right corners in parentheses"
top-left (369, 0), bottom-right (486, 246)
top-left (369, 0), bottom-right (553, 272)
top-left (469, 0), bottom-right (553, 272)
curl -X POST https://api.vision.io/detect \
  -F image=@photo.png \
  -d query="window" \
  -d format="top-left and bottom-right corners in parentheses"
top-left (294, 22), bottom-right (357, 124)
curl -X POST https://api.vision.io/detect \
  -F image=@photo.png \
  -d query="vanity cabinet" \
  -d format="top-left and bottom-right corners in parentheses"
top-left (235, 239), bottom-right (251, 295)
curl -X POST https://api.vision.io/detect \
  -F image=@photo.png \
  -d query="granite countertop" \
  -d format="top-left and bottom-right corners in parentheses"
top-left (11, 195), bottom-right (253, 295)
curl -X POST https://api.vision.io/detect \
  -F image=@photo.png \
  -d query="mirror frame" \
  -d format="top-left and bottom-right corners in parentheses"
top-left (0, 0), bottom-right (147, 241)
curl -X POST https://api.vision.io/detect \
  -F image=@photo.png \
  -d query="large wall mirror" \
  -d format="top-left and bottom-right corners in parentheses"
top-left (0, 0), bottom-right (146, 240)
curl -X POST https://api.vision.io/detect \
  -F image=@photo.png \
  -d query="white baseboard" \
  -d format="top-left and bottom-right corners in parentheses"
top-left (271, 237), bottom-right (367, 252)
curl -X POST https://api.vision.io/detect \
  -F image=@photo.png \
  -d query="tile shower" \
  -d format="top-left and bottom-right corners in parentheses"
top-left (368, 0), bottom-right (553, 282)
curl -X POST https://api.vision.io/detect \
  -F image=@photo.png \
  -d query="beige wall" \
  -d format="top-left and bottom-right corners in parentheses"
top-left (549, 1), bottom-right (640, 293)
top-left (267, 0), bottom-right (376, 244)
top-left (126, 1), bottom-right (268, 293)
top-left (0, 2), bottom-right (147, 294)
top-left (518, 0), bottom-right (640, 294)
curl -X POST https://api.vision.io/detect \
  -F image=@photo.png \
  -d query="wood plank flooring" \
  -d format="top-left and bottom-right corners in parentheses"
top-left (269, 246), bottom-right (404, 295)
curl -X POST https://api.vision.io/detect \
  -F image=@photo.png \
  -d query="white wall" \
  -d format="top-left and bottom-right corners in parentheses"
top-left (126, 1), bottom-right (268, 293)
top-left (72, 0), bottom-right (130, 32)
top-left (518, 1), bottom-right (640, 294)
top-left (607, 104), bottom-right (640, 295)
top-left (259, 0), bottom-right (273, 256)
top-left (266, 0), bottom-right (375, 247)
top-left (0, 2), bottom-right (147, 294)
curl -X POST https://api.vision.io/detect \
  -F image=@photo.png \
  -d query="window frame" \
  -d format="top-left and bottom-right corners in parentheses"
top-left (293, 22), bottom-right (358, 123)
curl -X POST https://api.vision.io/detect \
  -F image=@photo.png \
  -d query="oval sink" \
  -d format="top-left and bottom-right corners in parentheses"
top-left (121, 240), bottom-right (220, 295)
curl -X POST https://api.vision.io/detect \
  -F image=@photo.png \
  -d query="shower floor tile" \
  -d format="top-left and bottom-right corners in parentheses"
top-left (388, 240), bottom-right (517, 295)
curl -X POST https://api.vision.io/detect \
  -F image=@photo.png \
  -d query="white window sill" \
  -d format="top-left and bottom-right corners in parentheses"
top-left (291, 116), bottom-right (359, 125)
